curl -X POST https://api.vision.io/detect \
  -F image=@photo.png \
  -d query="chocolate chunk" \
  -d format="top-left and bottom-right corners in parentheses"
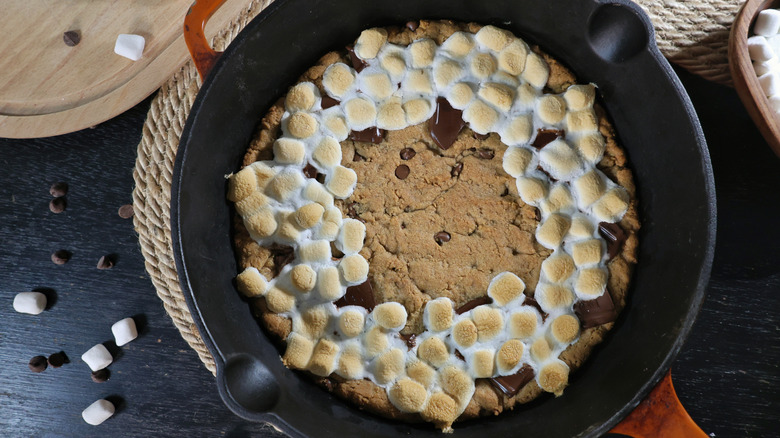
top-left (345, 45), bottom-right (368, 72)
top-left (63, 31), bottom-right (80, 47)
top-left (406, 21), bottom-right (419, 31)
top-left (490, 365), bottom-right (535, 397)
top-left (531, 129), bottom-right (564, 149)
top-left (346, 202), bottom-right (364, 223)
top-left (400, 148), bottom-right (416, 160)
top-left (49, 197), bottom-right (67, 213)
top-left (429, 97), bottom-right (466, 150)
top-left (523, 296), bottom-right (546, 319)
top-left (454, 350), bottom-right (465, 361)
top-left (598, 222), bottom-right (627, 260)
top-left (269, 244), bottom-right (295, 276)
top-left (335, 279), bottom-right (376, 311)
top-left (48, 351), bottom-right (68, 368)
top-left (434, 231), bottom-right (451, 245)
top-left (118, 204), bottom-right (134, 219)
top-left (473, 132), bottom-right (490, 140)
top-left (353, 152), bottom-right (367, 162)
top-left (534, 208), bottom-right (542, 221)
top-left (49, 182), bottom-right (69, 197)
top-left (395, 165), bottom-right (410, 180)
top-left (477, 148), bottom-right (495, 160)
top-left (456, 296), bottom-right (493, 315)
top-left (29, 356), bottom-right (48, 373)
top-left (400, 333), bottom-right (417, 350)
top-left (97, 255), bottom-right (115, 270)
top-left (51, 250), bottom-right (71, 265)
top-left (91, 369), bottom-right (110, 383)
top-left (574, 291), bottom-right (618, 328)
top-left (451, 162), bottom-right (464, 178)
top-left (349, 127), bottom-right (385, 144)
top-left (536, 165), bottom-right (558, 183)
top-left (321, 95), bottom-right (340, 109)
top-left (302, 163), bottom-right (319, 179)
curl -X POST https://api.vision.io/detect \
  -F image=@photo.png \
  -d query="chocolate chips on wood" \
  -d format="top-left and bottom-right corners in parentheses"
top-left (29, 356), bottom-right (48, 373)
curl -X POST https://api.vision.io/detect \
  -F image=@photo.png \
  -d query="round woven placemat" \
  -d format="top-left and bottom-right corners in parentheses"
top-left (133, 0), bottom-right (741, 374)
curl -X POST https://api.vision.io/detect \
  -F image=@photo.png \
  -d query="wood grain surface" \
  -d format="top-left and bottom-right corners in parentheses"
top-left (0, 68), bottom-right (778, 437)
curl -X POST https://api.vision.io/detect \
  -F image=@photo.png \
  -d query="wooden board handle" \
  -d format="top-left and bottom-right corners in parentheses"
top-left (184, 0), bottom-right (227, 79)
top-left (610, 370), bottom-right (707, 438)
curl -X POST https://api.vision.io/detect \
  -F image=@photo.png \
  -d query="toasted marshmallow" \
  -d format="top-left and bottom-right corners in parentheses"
top-left (452, 319), bottom-right (478, 348)
top-left (574, 267), bottom-right (608, 298)
top-left (298, 240), bottom-right (331, 263)
top-left (373, 302), bottom-right (407, 330)
top-left (410, 38), bottom-right (437, 68)
top-left (293, 203), bottom-right (324, 230)
top-left (407, 360), bottom-right (436, 387)
top-left (361, 72), bottom-right (394, 100)
top-left (572, 170), bottom-right (606, 208)
top-left (492, 70), bottom-right (520, 87)
top-left (576, 133), bottom-right (606, 163)
top-left (536, 213), bottom-right (571, 249)
top-left (308, 338), bottom-right (340, 376)
top-left (312, 136), bottom-right (342, 169)
top-left (317, 266), bottom-right (344, 300)
top-left (322, 111), bottom-right (350, 141)
top-left (478, 82), bottom-right (514, 111)
top-left (539, 139), bottom-right (582, 181)
top-left (563, 84), bottom-right (596, 110)
top-left (377, 98), bottom-right (406, 130)
top-left (568, 214), bottom-right (595, 239)
top-left (433, 59), bottom-right (465, 89)
top-left (471, 306), bottom-right (504, 341)
top-left (463, 99), bottom-right (499, 134)
top-left (424, 297), bottom-right (454, 332)
top-left (404, 98), bottom-right (434, 125)
top-left (509, 309), bottom-right (539, 339)
top-left (439, 365), bottom-right (474, 404)
top-left (470, 53), bottom-right (497, 79)
top-left (337, 219), bottom-right (366, 255)
top-left (541, 252), bottom-right (576, 283)
top-left (515, 176), bottom-right (548, 205)
top-left (470, 349), bottom-right (496, 378)
top-left (550, 314), bottom-right (580, 345)
top-left (326, 166), bottom-right (358, 199)
top-left (339, 309), bottom-right (365, 337)
top-left (540, 184), bottom-right (574, 216)
top-left (234, 191), bottom-right (269, 217)
top-left (530, 337), bottom-right (551, 362)
top-left (267, 170), bottom-right (304, 201)
top-left (344, 97), bottom-right (377, 131)
top-left (277, 210), bottom-right (303, 242)
top-left (418, 336), bottom-right (449, 368)
top-left (441, 32), bottom-right (475, 58)
top-left (265, 285), bottom-right (296, 313)
top-left (566, 109), bottom-right (598, 133)
top-left (287, 112), bottom-right (318, 139)
top-left (498, 40), bottom-right (528, 75)
top-left (323, 63), bottom-right (355, 98)
top-left (521, 52), bottom-right (549, 88)
top-left (355, 28), bottom-right (388, 59)
top-left (227, 167), bottom-right (258, 202)
top-left (290, 264), bottom-right (317, 292)
top-left (303, 180), bottom-right (335, 207)
top-left (317, 220), bottom-right (341, 241)
top-left (499, 115), bottom-right (533, 146)
top-left (497, 339), bottom-right (524, 373)
top-left (283, 332), bottom-right (314, 369)
top-left (572, 239), bottom-right (603, 267)
top-left (403, 69), bottom-right (434, 94)
top-left (422, 392), bottom-right (459, 426)
top-left (337, 344), bottom-right (365, 379)
top-left (591, 187), bottom-right (629, 222)
top-left (389, 379), bottom-right (429, 413)
top-left (244, 208), bottom-right (278, 239)
top-left (475, 25), bottom-right (513, 52)
top-left (515, 83), bottom-right (539, 110)
top-left (447, 82), bottom-right (475, 109)
top-left (380, 48), bottom-right (407, 80)
top-left (323, 205), bottom-right (343, 224)
top-left (295, 306), bottom-right (329, 339)
top-left (365, 325), bottom-right (390, 358)
top-left (535, 283), bottom-right (575, 311)
top-left (537, 95), bottom-right (566, 125)
top-left (339, 254), bottom-right (369, 284)
top-left (487, 271), bottom-right (526, 306)
top-left (285, 82), bottom-right (318, 112)
top-left (375, 348), bottom-right (405, 384)
top-left (502, 145), bottom-right (533, 177)
top-left (538, 361), bottom-right (569, 396)
top-left (236, 267), bottom-right (268, 297)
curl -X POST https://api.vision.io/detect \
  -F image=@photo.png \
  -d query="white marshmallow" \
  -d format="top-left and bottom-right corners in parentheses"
top-left (12, 292), bottom-right (46, 315)
top-left (753, 59), bottom-right (779, 76)
top-left (767, 35), bottom-right (780, 58)
top-left (82, 344), bottom-right (113, 372)
top-left (748, 36), bottom-right (775, 62)
top-left (755, 9), bottom-right (780, 36)
top-left (759, 72), bottom-right (780, 96)
top-left (114, 34), bottom-right (145, 61)
top-left (111, 318), bottom-right (138, 347)
top-left (82, 399), bottom-right (115, 426)
top-left (768, 95), bottom-right (780, 113)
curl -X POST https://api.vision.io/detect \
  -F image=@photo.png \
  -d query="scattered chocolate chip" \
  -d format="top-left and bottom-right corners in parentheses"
top-left (321, 95), bottom-right (340, 109)
top-left (531, 128), bottom-right (564, 149)
top-left (400, 333), bottom-right (417, 350)
top-left (63, 31), bottom-right (80, 47)
top-left (406, 21), bottom-right (419, 31)
top-left (473, 132), bottom-right (490, 140)
top-left (118, 204), bottom-right (134, 219)
top-left (352, 152), bottom-right (366, 162)
top-left (349, 127), bottom-right (385, 143)
top-left (456, 296), bottom-right (493, 315)
top-left (29, 356), bottom-right (48, 373)
top-left (51, 250), bottom-right (71, 265)
top-left (534, 208), bottom-right (542, 221)
top-left (97, 255), bottom-right (115, 270)
top-left (345, 45), bottom-right (368, 72)
top-left (346, 202), bottom-right (364, 222)
top-left (269, 244), bottom-right (295, 276)
top-left (91, 368), bottom-right (110, 383)
top-left (429, 97), bottom-right (466, 150)
top-left (49, 182), bottom-right (69, 197)
top-left (454, 350), bottom-right (465, 361)
top-left (395, 164), bottom-right (410, 180)
top-left (335, 279), bottom-right (376, 311)
top-left (49, 197), bottom-right (67, 213)
top-left (302, 163), bottom-right (319, 179)
top-left (477, 148), bottom-right (495, 160)
top-left (434, 231), bottom-right (451, 245)
top-left (598, 222), bottom-right (627, 260)
top-left (501, 187), bottom-right (510, 197)
top-left (523, 296), bottom-right (547, 320)
top-left (575, 291), bottom-right (618, 328)
top-left (48, 351), bottom-right (68, 368)
top-left (399, 148), bottom-right (416, 160)
top-left (451, 162), bottom-right (464, 178)
top-left (489, 364), bottom-right (535, 397)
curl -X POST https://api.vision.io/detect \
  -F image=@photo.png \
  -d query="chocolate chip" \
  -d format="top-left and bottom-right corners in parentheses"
top-left (349, 127), bottom-right (385, 143)
top-left (454, 350), bottom-right (465, 361)
top-left (456, 296), bottom-right (493, 314)
top-left (473, 132), bottom-right (490, 140)
top-left (345, 45), bottom-right (368, 72)
top-left (302, 163), bottom-right (319, 179)
top-left (63, 31), bottom-right (80, 47)
top-left (405, 21), bottom-right (419, 31)
top-left (49, 182), bottom-right (69, 197)
top-left (353, 152), bottom-right (366, 162)
top-left (49, 197), bottom-right (66, 213)
top-left (574, 291), bottom-right (617, 328)
top-left (269, 244), bottom-right (295, 276)
top-left (321, 95), bottom-right (340, 109)
top-left (598, 222), bottom-right (627, 260)
top-left (97, 255), bottom-right (115, 270)
top-left (48, 351), bottom-right (68, 368)
top-left (91, 368), bottom-right (110, 383)
top-left (395, 164), bottom-right (410, 180)
top-left (118, 204), bottom-right (134, 219)
top-left (335, 279), bottom-right (376, 311)
top-left (477, 148), bottom-right (495, 160)
top-left (400, 333), bottom-right (417, 350)
top-left (434, 231), bottom-right (451, 245)
top-left (429, 97), bottom-right (466, 150)
top-left (534, 208), bottom-right (541, 221)
top-left (451, 162), bottom-right (464, 178)
top-left (399, 148), bottom-right (416, 160)
top-left (51, 250), bottom-right (71, 265)
top-left (29, 356), bottom-right (48, 373)
top-left (346, 202), bottom-right (364, 222)
top-left (531, 129), bottom-right (564, 149)
top-left (490, 364), bottom-right (535, 397)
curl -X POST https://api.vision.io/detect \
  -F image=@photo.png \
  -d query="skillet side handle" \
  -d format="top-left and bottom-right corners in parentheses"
top-left (609, 370), bottom-right (707, 438)
top-left (184, 0), bottom-right (227, 80)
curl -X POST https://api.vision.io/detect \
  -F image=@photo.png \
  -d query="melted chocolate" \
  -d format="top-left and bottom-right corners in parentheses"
top-left (456, 296), bottom-right (493, 315)
top-left (334, 279), bottom-right (376, 311)
top-left (400, 333), bottom-right (417, 350)
top-left (451, 162), bottom-right (464, 178)
top-left (531, 129), bottom-right (564, 149)
top-left (523, 296), bottom-right (547, 321)
top-left (345, 45), bottom-right (368, 72)
top-left (598, 222), bottom-right (627, 260)
top-left (473, 132), bottom-right (490, 140)
top-left (454, 350), bottom-right (465, 361)
top-left (477, 148), bottom-right (495, 160)
top-left (269, 244), bottom-right (295, 276)
top-left (302, 163), bottom-right (319, 179)
top-left (574, 291), bottom-right (617, 328)
top-left (429, 97), bottom-right (466, 150)
top-left (489, 365), bottom-right (535, 397)
top-left (349, 127), bottom-right (386, 144)
top-left (321, 95), bottom-right (340, 109)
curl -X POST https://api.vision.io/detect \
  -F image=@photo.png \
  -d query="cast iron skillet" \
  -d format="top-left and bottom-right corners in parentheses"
top-left (171, 0), bottom-right (716, 436)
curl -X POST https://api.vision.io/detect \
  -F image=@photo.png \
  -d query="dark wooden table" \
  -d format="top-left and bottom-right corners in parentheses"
top-left (1, 67), bottom-right (778, 437)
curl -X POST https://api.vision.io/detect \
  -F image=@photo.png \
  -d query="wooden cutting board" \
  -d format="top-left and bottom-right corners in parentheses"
top-left (0, 0), bottom-right (249, 138)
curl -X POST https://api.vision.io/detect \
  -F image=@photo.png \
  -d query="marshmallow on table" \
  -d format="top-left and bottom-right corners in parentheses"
top-left (111, 317), bottom-right (138, 346)
top-left (114, 34), bottom-right (145, 61)
top-left (748, 36), bottom-right (775, 62)
top-left (82, 399), bottom-right (115, 426)
top-left (82, 344), bottom-right (113, 371)
top-left (755, 9), bottom-right (780, 36)
top-left (13, 292), bottom-right (46, 315)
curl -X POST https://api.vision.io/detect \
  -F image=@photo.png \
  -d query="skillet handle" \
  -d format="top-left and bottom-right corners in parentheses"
top-left (609, 370), bottom-right (707, 438)
top-left (184, 0), bottom-right (227, 80)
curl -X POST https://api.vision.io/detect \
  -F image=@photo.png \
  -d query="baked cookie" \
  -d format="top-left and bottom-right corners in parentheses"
top-left (228, 20), bottom-right (639, 431)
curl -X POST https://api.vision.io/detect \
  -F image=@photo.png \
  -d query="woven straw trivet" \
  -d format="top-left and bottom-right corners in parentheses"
top-left (133, 0), bottom-right (741, 374)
